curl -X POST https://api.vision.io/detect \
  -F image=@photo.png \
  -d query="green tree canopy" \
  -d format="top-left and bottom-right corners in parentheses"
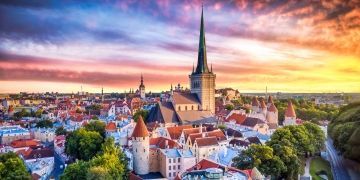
top-left (133, 110), bottom-right (149, 122)
top-left (0, 152), bottom-right (31, 180)
top-left (55, 126), bottom-right (67, 136)
top-left (84, 120), bottom-right (106, 138)
top-left (61, 138), bottom-right (129, 180)
top-left (65, 128), bottom-right (104, 161)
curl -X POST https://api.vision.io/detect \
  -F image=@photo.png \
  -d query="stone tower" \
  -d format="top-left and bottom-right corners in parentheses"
top-left (189, 6), bottom-right (216, 114)
top-left (139, 74), bottom-right (145, 99)
top-left (131, 116), bottom-right (149, 175)
top-left (284, 100), bottom-right (296, 126)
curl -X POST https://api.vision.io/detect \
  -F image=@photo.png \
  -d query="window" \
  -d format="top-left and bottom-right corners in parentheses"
top-left (169, 159), bottom-right (171, 163)
top-left (144, 149), bottom-right (145, 153)
top-left (135, 148), bottom-right (137, 153)
top-left (178, 165), bottom-right (181, 169)
top-left (178, 106), bottom-right (181, 111)
top-left (169, 166), bottom-right (171, 170)
top-left (185, 106), bottom-right (187, 110)
top-left (169, 173), bottom-right (171, 177)
top-left (178, 158), bottom-right (180, 163)
top-left (173, 172), bottom-right (176, 177)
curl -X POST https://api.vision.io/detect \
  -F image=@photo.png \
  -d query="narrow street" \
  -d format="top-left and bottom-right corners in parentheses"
top-left (326, 139), bottom-right (351, 180)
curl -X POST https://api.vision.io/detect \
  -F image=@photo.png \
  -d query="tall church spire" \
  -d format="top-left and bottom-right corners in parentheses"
top-left (194, 6), bottom-right (210, 74)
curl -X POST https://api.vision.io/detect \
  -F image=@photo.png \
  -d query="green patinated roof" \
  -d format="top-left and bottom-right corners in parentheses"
top-left (194, 7), bottom-right (210, 74)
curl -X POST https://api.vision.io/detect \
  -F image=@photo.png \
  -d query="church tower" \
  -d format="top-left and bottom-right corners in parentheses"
top-left (189, 6), bottom-right (216, 114)
top-left (139, 74), bottom-right (145, 99)
top-left (131, 116), bottom-right (150, 175)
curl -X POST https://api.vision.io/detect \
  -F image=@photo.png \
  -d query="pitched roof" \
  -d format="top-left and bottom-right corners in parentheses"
top-left (147, 102), bottom-right (179, 124)
top-left (260, 100), bottom-right (266, 108)
top-left (150, 137), bottom-right (180, 149)
top-left (189, 133), bottom-right (203, 144)
top-left (267, 96), bottom-right (274, 104)
top-left (172, 92), bottom-right (200, 105)
top-left (176, 110), bottom-right (216, 124)
top-left (167, 125), bottom-right (192, 140)
top-left (268, 103), bottom-right (278, 112)
top-left (241, 117), bottom-right (266, 127)
top-left (285, 100), bottom-right (296, 117)
top-left (131, 116), bottom-right (149, 137)
top-left (105, 122), bottom-right (117, 131)
top-left (226, 128), bottom-right (243, 138)
top-left (226, 113), bottom-right (247, 124)
top-left (10, 139), bottom-right (40, 148)
top-left (183, 127), bottom-right (206, 140)
top-left (247, 137), bottom-right (261, 144)
top-left (229, 139), bottom-right (250, 147)
top-left (251, 97), bottom-right (259, 106)
top-left (195, 137), bottom-right (218, 147)
top-left (205, 129), bottom-right (226, 141)
top-left (20, 148), bottom-right (54, 160)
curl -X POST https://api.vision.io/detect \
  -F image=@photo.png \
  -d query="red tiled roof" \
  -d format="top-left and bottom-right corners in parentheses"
top-left (260, 100), bottom-right (266, 108)
top-left (10, 139), bottom-right (40, 148)
top-left (183, 127), bottom-right (206, 140)
top-left (149, 137), bottom-right (180, 149)
top-left (20, 148), bottom-right (54, 160)
top-left (189, 133), bottom-right (203, 144)
top-left (268, 103), bottom-right (278, 112)
top-left (106, 122), bottom-right (117, 131)
top-left (195, 137), bottom-right (218, 147)
top-left (131, 116), bottom-right (149, 137)
top-left (205, 129), bottom-right (226, 141)
top-left (285, 100), bottom-right (296, 117)
top-left (167, 125), bottom-right (192, 140)
top-left (268, 96), bottom-right (274, 104)
top-left (226, 113), bottom-right (246, 124)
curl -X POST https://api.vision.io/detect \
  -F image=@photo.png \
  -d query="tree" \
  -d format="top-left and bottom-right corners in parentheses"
top-left (60, 160), bottom-right (89, 180)
top-left (217, 124), bottom-right (226, 131)
top-left (0, 152), bottom-right (31, 180)
top-left (84, 120), bottom-right (106, 138)
top-left (35, 119), bottom-right (53, 128)
top-left (13, 109), bottom-right (30, 119)
top-left (133, 110), bottom-right (149, 122)
top-left (55, 126), bottom-right (67, 136)
top-left (225, 104), bottom-right (234, 111)
top-left (233, 144), bottom-right (285, 178)
top-left (302, 122), bottom-right (325, 152)
top-left (65, 128), bottom-right (104, 161)
top-left (61, 138), bottom-right (129, 180)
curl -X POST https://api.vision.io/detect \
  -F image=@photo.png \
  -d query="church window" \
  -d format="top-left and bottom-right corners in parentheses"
top-left (185, 106), bottom-right (187, 110)
top-left (191, 105), bottom-right (194, 110)
top-left (178, 106), bottom-right (181, 111)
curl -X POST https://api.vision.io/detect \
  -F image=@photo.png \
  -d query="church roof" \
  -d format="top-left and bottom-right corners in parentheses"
top-left (176, 110), bottom-right (216, 124)
top-left (131, 116), bottom-right (149, 137)
top-left (172, 92), bottom-right (200, 105)
top-left (285, 100), bottom-right (296, 117)
top-left (147, 102), bottom-right (180, 124)
top-left (194, 6), bottom-right (210, 74)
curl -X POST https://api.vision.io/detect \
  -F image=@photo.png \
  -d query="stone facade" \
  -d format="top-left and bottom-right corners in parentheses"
top-left (132, 136), bottom-right (150, 175)
top-left (190, 73), bottom-right (216, 114)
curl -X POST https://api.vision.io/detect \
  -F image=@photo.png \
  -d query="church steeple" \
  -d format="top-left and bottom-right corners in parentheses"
top-left (194, 6), bottom-right (210, 74)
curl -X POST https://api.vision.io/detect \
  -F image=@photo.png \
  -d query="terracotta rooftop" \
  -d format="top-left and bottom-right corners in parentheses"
top-left (189, 133), bottom-right (203, 144)
top-left (150, 137), bottom-right (180, 149)
top-left (105, 122), bottom-right (117, 131)
top-left (183, 127), bottom-right (206, 140)
top-left (285, 100), bottom-right (296, 117)
top-left (226, 113), bottom-right (246, 124)
top-left (20, 148), bottom-right (54, 160)
top-left (205, 129), bottom-right (226, 141)
top-left (195, 137), bottom-right (218, 147)
top-left (260, 100), bottom-right (266, 108)
top-left (167, 125), bottom-right (192, 140)
top-left (10, 139), bottom-right (40, 148)
top-left (268, 103), bottom-right (278, 112)
top-left (268, 96), bottom-right (274, 104)
top-left (131, 116), bottom-right (149, 137)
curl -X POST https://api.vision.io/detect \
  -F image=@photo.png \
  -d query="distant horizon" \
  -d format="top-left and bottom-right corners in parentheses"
top-left (1, 1), bottom-right (359, 93)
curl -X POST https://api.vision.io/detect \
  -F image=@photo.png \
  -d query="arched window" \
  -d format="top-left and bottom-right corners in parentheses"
top-left (178, 106), bottom-right (181, 111)
top-left (191, 105), bottom-right (194, 110)
top-left (185, 106), bottom-right (187, 111)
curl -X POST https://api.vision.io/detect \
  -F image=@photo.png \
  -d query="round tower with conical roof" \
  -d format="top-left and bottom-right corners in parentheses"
top-left (131, 116), bottom-right (149, 175)
top-left (283, 99), bottom-right (297, 126)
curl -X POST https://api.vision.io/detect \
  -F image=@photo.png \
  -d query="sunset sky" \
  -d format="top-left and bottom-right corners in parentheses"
top-left (0, 0), bottom-right (359, 93)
